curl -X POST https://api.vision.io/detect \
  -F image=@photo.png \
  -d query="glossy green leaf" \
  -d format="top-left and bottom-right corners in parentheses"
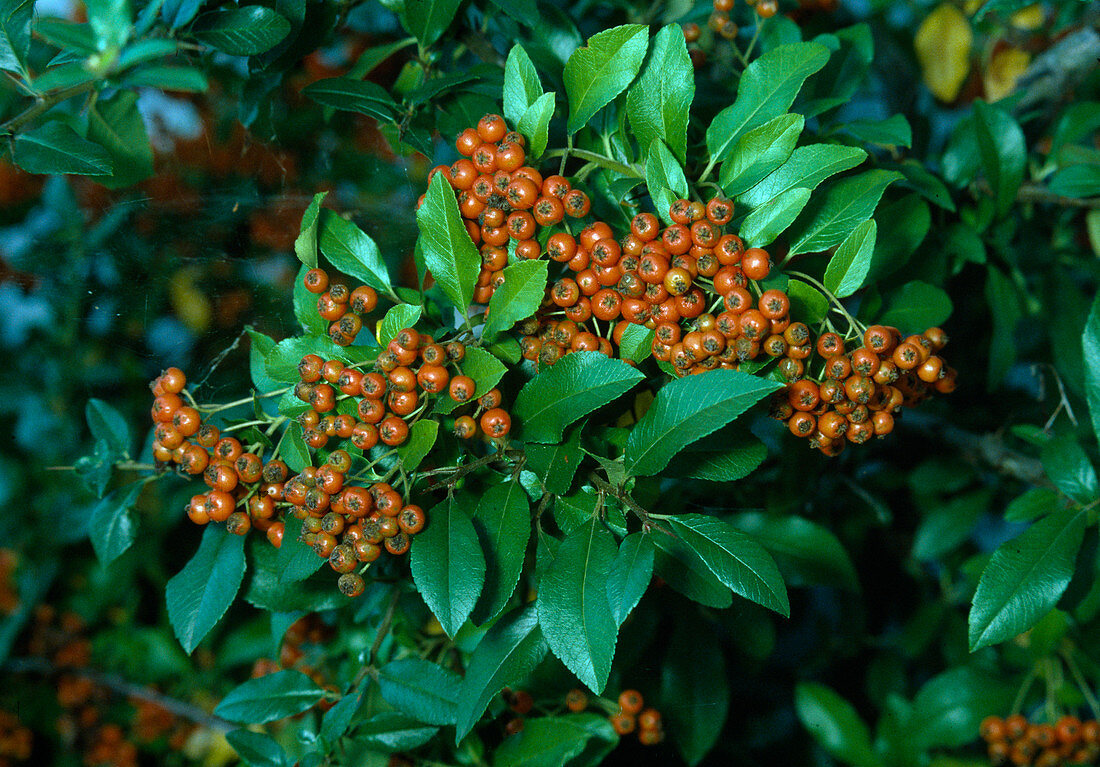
top-left (1041, 436), bottom-right (1098, 505)
top-left (564, 24), bottom-right (648, 135)
top-left (731, 512), bottom-right (859, 591)
top-left (787, 169), bottom-right (900, 256)
top-left (377, 304), bottom-right (422, 347)
top-left (86, 0), bottom-right (131, 51)
top-left (276, 423), bottom-right (310, 473)
top-left (244, 543), bottom-right (344, 614)
top-left (661, 616), bottom-right (728, 765)
top-left (416, 172), bottom-right (479, 311)
top-left (973, 100), bottom-right (1026, 218)
top-left (191, 6), bottom-right (291, 56)
top-left (89, 481), bottom-right (142, 567)
top-left (985, 268), bottom-right (1019, 389)
top-left (795, 683), bottom-right (881, 767)
top-left (495, 714), bottom-right (617, 767)
top-left (484, 260), bottom-right (548, 342)
top-left (471, 481), bottom-right (531, 625)
top-left (302, 77), bottom-right (398, 122)
top-left (377, 657), bottom-right (461, 726)
top-left (788, 279), bottom-right (828, 326)
top-left (265, 335), bottom-right (358, 383)
top-left (503, 44), bottom-right (543, 128)
top-left (225, 729), bottom-right (290, 767)
top-left (86, 399), bottom-right (129, 457)
top-left (652, 533), bottom-right (733, 609)
top-left (969, 507), bottom-right (1088, 651)
top-left (320, 691), bottom-right (361, 743)
top-left (292, 265), bottom-right (327, 335)
top-left (537, 518), bottom-right (618, 693)
top-left (433, 346), bottom-right (506, 415)
top-left (166, 525), bottom-right (247, 654)
top-left (706, 42), bottom-right (829, 163)
top-left (123, 66), bottom-right (207, 92)
top-left (876, 281), bottom-right (953, 335)
top-left (525, 424), bottom-right (584, 495)
top-left (276, 515), bottom-right (324, 584)
top-left (410, 497), bottom-right (485, 637)
top-left (12, 122), bottom-right (113, 176)
top-left (215, 670), bottom-right (323, 724)
top-left (1049, 163), bottom-right (1100, 198)
top-left (909, 668), bottom-right (1014, 750)
top-left (626, 24), bottom-right (693, 164)
top-left (1004, 488), bottom-right (1061, 523)
top-left (646, 139), bottom-right (689, 225)
top-left (354, 712), bottom-right (438, 751)
top-left (400, 0), bottom-right (462, 48)
top-left (292, 192), bottom-right (326, 270)
top-left (663, 425), bottom-right (767, 482)
top-left (517, 91), bottom-right (555, 160)
top-left (617, 324), bottom-right (653, 364)
top-left (739, 186), bottom-right (811, 248)
top-left (0, 0), bottom-right (32, 73)
top-left (32, 18), bottom-right (94, 53)
top-left (514, 352), bottom-right (643, 443)
top-left (86, 91), bottom-right (153, 188)
top-left (868, 194), bottom-right (930, 282)
top-left (116, 38), bottom-right (178, 69)
top-left (396, 419), bottom-right (437, 473)
top-left (319, 210), bottom-right (393, 296)
top-left (824, 218), bottom-right (876, 298)
top-left (839, 114), bottom-right (912, 148)
top-left (1086, 293), bottom-right (1100, 445)
top-left (667, 514), bottom-right (788, 616)
top-left (720, 113), bottom-right (803, 196)
top-left (606, 533), bottom-right (654, 627)
top-left (623, 369), bottom-right (780, 477)
top-left (454, 605), bottom-right (547, 742)
top-left (738, 144), bottom-right (867, 209)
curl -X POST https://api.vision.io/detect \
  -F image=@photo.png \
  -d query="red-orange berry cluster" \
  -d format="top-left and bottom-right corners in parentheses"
top-left (251, 615), bottom-right (339, 712)
top-left (423, 115), bottom-right (592, 306)
top-left (0, 710), bottom-right (31, 767)
top-left (768, 324), bottom-right (955, 455)
top-left (981, 714), bottom-right (1100, 766)
top-left (302, 267), bottom-right (378, 346)
top-left (609, 690), bottom-right (664, 746)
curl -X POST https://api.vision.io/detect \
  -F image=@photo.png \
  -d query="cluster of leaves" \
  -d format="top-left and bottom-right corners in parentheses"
top-left (0, 0), bottom-right (1098, 766)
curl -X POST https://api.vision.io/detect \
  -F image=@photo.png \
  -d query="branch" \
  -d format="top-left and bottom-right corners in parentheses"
top-left (0, 82), bottom-right (98, 137)
top-left (3, 656), bottom-right (236, 734)
top-left (1016, 183), bottom-right (1100, 210)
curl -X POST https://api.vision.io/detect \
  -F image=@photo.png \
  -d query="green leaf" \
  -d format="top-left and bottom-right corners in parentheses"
top-left (376, 657), bottom-right (461, 726)
top-left (484, 260), bottom-right (548, 342)
top-left (433, 346), bottom-right (506, 415)
top-left (909, 668), bottom-right (1014, 750)
top-left (293, 193), bottom-right (326, 270)
top-left (416, 172), bottom-right (479, 311)
top-left (517, 91), bottom-right (555, 160)
top-left (75, 439), bottom-right (114, 498)
top-left (276, 515), bottom-right (324, 584)
top-left (536, 518), bottom-right (618, 693)
top-left (116, 38), bottom-right (178, 69)
top-left (396, 420), bottom-right (437, 473)
top-left (838, 114), bottom-right (912, 148)
top-left (1005, 488), bottom-right (1061, 523)
top-left (730, 512), bottom-right (859, 591)
top-left (868, 195), bottom-right (930, 282)
top-left (122, 66), bottom-right (207, 92)
top-left (215, 670), bottom-right (323, 724)
top-left (623, 369), bottom-right (780, 477)
top-left (1041, 436), bottom-right (1098, 505)
top-left (706, 42), bottom-right (829, 163)
top-left (787, 169), bottom-right (900, 256)
top-left (652, 533), bottom-right (733, 609)
top-left (265, 335), bottom-right (357, 383)
top-left (86, 0), bottom-right (131, 51)
top-left (12, 122), bottom-right (113, 176)
top-left (661, 616), bottom-right (728, 765)
top-left (1049, 163), bottom-right (1100, 199)
top-left (503, 44), bottom-right (543, 128)
top-left (606, 533), bottom-right (653, 627)
top-left (739, 186), bottom-right (811, 248)
top-left (410, 497), bottom-right (485, 637)
top-left (377, 304), bottom-right (422, 347)
top-left (973, 100), bottom-right (1026, 218)
top-left (524, 424), bottom-right (584, 495)
top-left (86, 399), bottom-right (129, 457)
top-left (225, 729), bottom-right (290, 767)
top-left (353, 712), bottom-right (438, 751)
top-left (191, 6), bottom-right (291, 56)
top-left (318, 210), bottom-right (393, 296)
top-left (563, 24), bottom-right (648, 135)
top-left (646, 139), bottom-right (689, 225)
top-left (720, 113), bottom-right (804, 196)
top-left (664, 428), bottom-right (768, 482)
top-left (788, 279), bottom-right (828, 326)
top-left (400, 0), bottom-right (461, 47)
top-left (514, 352), bottom-right (644, 443)
top-left (32, 18), bottom-right (94, 53)
top-left (626, 24), bottom-right (693, 164)
top-left (738, 144), bottom-right (867, 209)
top-left (293, 265), bottom-right (327, 335)
top-left (667, 514), bottom-right (789, 616)
top-left (0, 0), bottom-right (32, 74)
top-left (495, 714), bottom-right (616, 767)
top-left (86, 91), bottom-right (153, 188)
top-left (166, 525), bottom-right (247, 654)
top-left (454, 605), bottom-right (547, 743)
top-left (969, 507), bottom-right (1088, 651)
top-left (276, 424), bottom-right (310, 473)
top-left (472, 481), bottom-right (531, 625)
top-left (795, 683), bottom-right (881, 767)
top-left (1086, 293), bottom-right (1100, 445)
top-left (824, 218), bottom-right (876, 298)
top-left (302, 77), bottom-right (398, 122)
top-left (89, 482), bottom-right (142, 566)
top-left (876, 281), bottom-right (953, 335)
top-left (617, 325), bottom-right (653, 364)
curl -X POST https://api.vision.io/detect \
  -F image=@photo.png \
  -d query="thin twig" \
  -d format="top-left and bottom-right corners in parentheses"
top-left (0, 81), bottom-right (98, 136)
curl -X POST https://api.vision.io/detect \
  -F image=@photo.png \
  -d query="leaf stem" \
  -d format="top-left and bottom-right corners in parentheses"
top-left (786, 270), bottom-right (866, 335)
top-left (544, 147), bottom-right (642, 179)
top-left (1061, 646), bottom-right (1100, 720)
top-left (0, 81), bottom-right (98, 137)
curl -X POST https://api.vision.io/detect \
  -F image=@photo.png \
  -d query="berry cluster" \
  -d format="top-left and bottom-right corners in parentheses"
top-left (768, 324), bottom-right (956, 454)
top-left (426, 114), bottom-right (592, 306)
top-left (0, 710), bottom-right (31, 767)
top-left (251, 615), bottom-right (338, 711)
top-left (981, 714), bottom-right (1100, 766)
top-left (301, 267), bottom-right (378, 346)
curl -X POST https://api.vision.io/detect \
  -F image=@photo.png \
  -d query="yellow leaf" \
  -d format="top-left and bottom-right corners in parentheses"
top-left (1010, 4), bottom-right (1044, 29)
top-left (984, 46), bottom-right (1031, 102)
top-left (915, 4), bottom-right (974, 102)
top-left (169, 268), bottom-right (212, 333)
